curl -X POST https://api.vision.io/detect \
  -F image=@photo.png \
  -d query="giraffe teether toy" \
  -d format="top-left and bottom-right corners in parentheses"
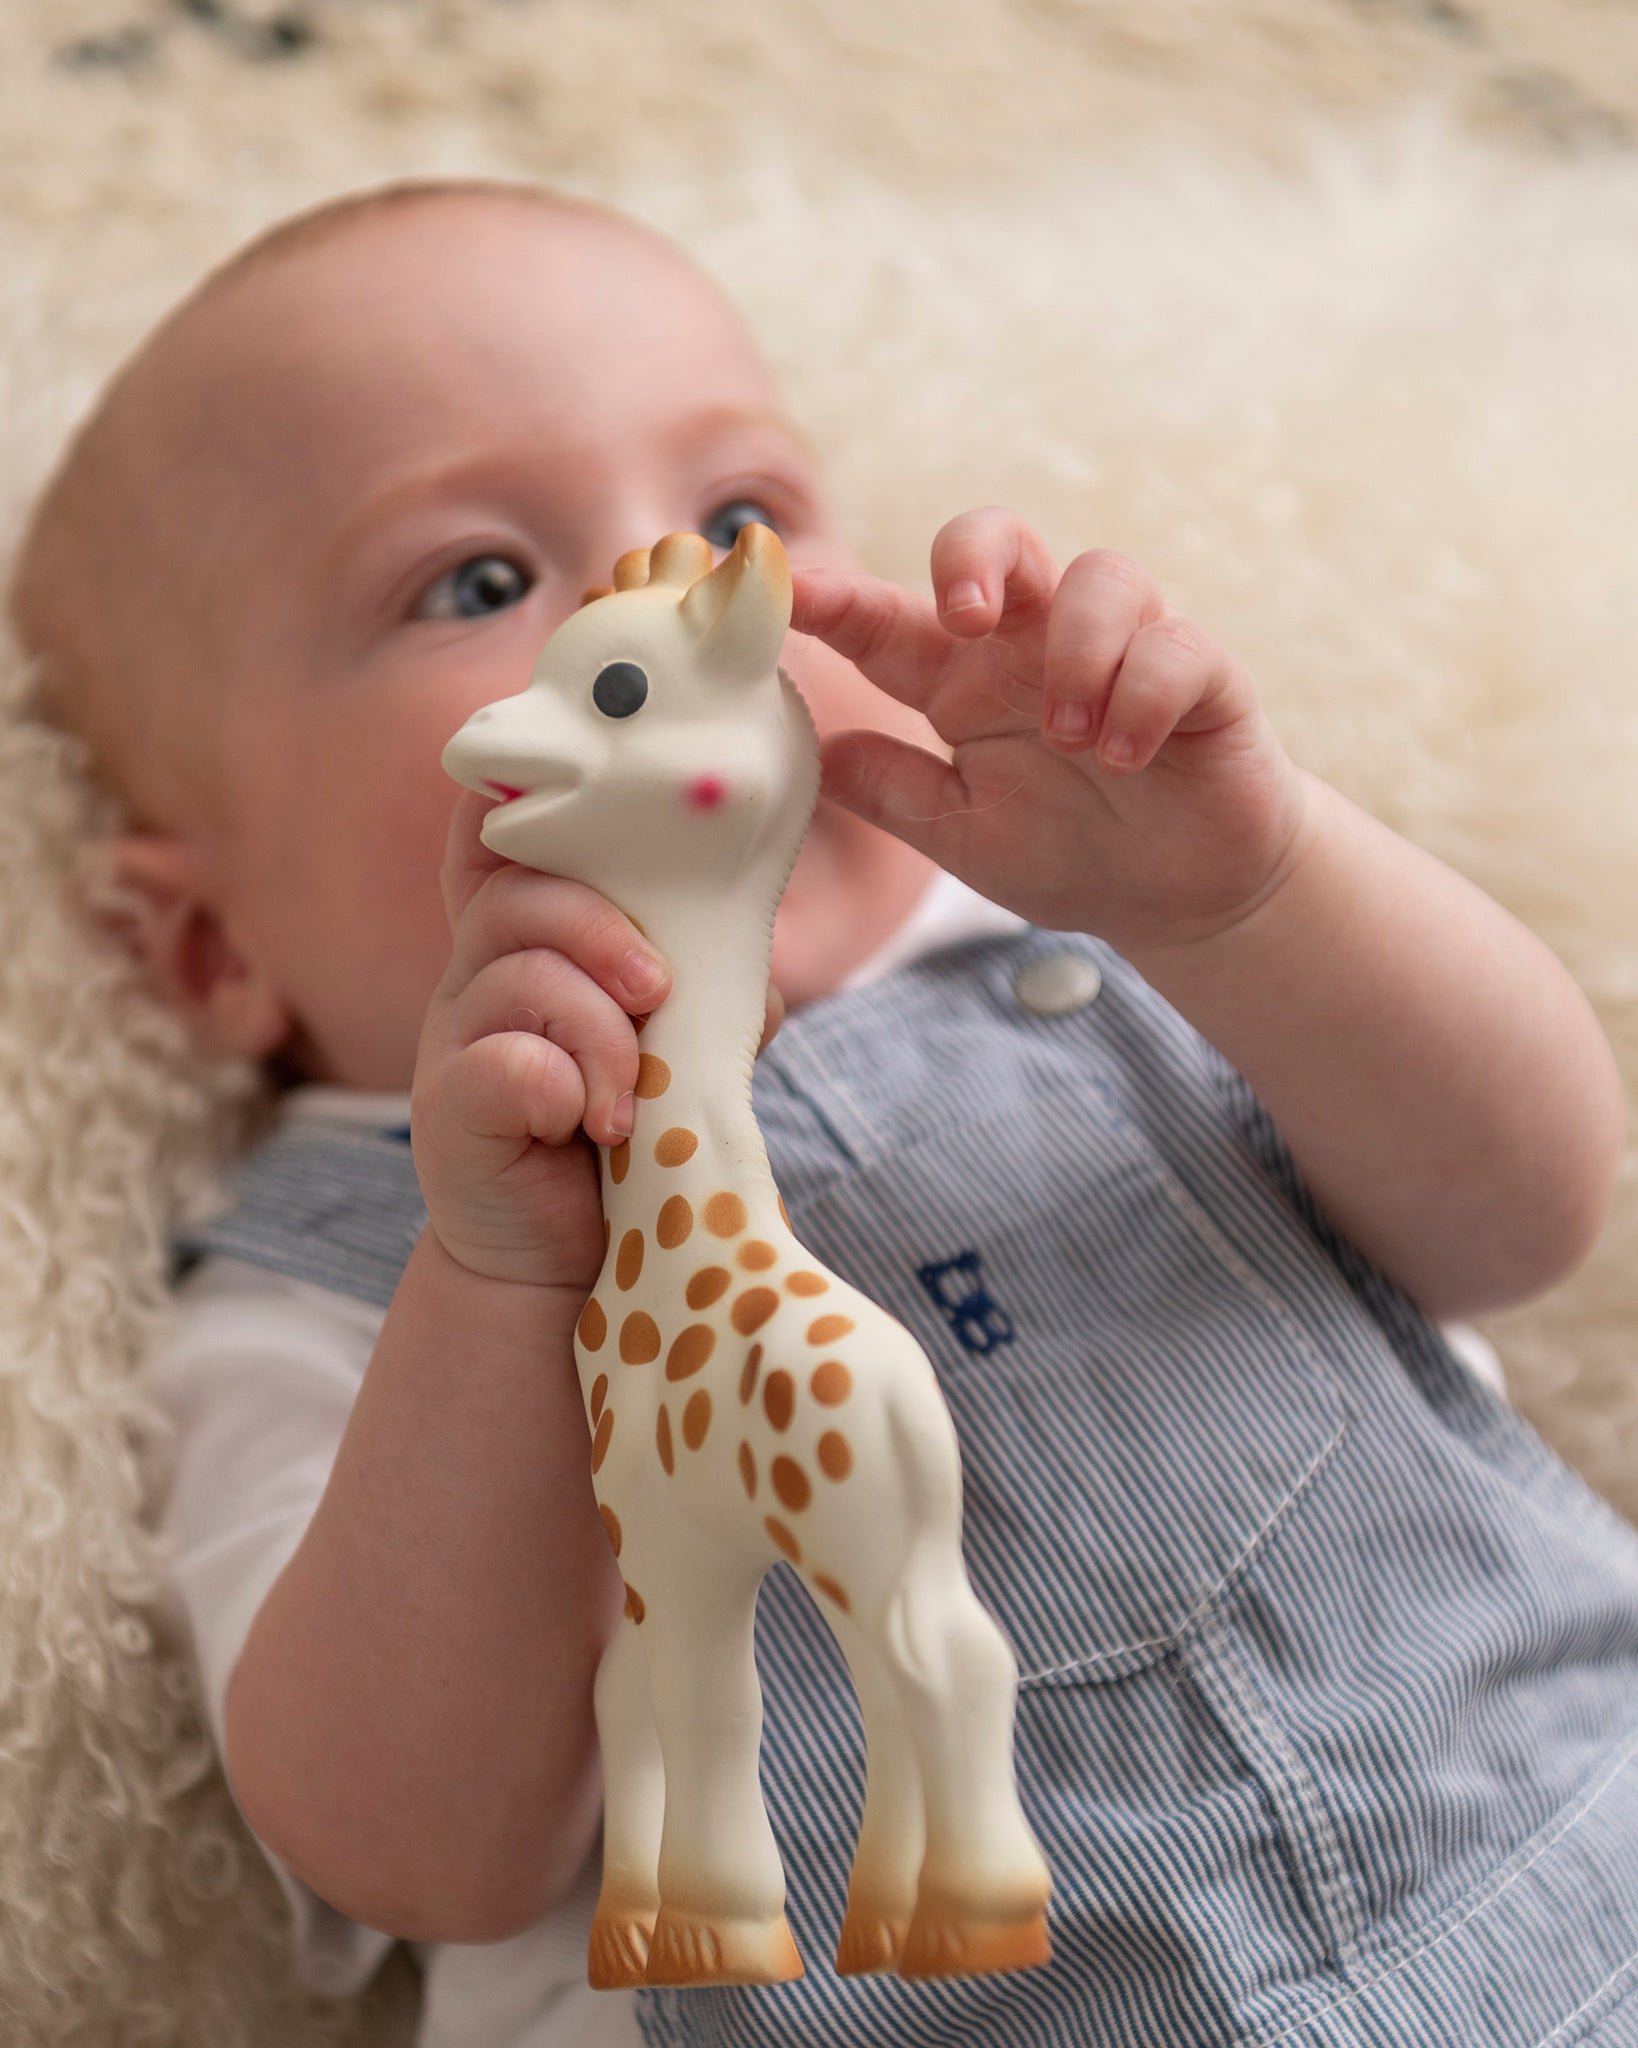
top-left (442, 525), bottom-right (1051, 1990)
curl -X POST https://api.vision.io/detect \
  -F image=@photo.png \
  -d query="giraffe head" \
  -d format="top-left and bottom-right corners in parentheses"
top-left (442, 524), bottom-right (819, 902)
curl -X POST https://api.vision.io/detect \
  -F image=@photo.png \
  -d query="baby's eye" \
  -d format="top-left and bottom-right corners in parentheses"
top-left (414, 554), bottom-right (533, 621)
top-left (701, 500), bottom-right (781, 552)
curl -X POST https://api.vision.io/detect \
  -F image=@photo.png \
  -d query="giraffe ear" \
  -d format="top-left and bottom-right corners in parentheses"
top-left (612, 547), bottom-right (652, 591)
top-left (680, 523), bottom-right (792, 685)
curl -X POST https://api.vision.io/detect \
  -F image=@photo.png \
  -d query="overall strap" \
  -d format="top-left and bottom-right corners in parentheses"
top-left (170, 1118), bottom-right (426, 1310)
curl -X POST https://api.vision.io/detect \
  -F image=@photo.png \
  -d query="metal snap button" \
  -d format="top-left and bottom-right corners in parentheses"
top-left (1012, 950), bottom-right (1102, 1016)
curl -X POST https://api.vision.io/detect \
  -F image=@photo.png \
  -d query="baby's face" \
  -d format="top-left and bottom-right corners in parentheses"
top-left (88, 197), bottom-right (936, 1086)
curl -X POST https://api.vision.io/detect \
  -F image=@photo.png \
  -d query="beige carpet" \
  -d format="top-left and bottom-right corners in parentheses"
top-left (4, 4), bottom-right (1638, 2041)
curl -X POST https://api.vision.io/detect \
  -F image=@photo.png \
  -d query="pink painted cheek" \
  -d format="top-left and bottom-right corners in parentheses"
top-left (685, 774), bottom-right (729, 812)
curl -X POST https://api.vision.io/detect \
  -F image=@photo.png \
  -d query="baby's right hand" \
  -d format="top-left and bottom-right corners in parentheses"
top-left (410, 790), bottom-right (674, 1297)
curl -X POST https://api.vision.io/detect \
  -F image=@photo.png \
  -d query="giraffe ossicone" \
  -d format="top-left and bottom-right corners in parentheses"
top-left (443, 523), bottom-right (1052, 1989)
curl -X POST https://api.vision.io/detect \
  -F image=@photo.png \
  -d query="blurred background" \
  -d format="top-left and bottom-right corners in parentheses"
top-left (3, 3), bottom-right (1638, 2042)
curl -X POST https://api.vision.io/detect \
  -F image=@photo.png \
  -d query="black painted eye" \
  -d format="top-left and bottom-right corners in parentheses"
top-left (415, 554), bottom-right (532, 621)
top-left (593, 661), bottom-right (648, 718)
top-left (701, 500), bottom-right (779, 552)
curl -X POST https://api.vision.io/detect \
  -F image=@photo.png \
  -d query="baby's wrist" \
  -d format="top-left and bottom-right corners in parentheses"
top-left (420, 1220), bottom-right (592, 1337)
top-left (1113, 770), bottom-right (1324, 989)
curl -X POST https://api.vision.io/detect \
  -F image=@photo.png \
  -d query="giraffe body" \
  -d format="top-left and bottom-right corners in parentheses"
top-left (443, 526), bottom-right (1051, 1989)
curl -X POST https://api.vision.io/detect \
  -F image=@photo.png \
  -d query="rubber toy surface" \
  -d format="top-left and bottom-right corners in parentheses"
top-left (442, 526), bottom-right (1051, 1990)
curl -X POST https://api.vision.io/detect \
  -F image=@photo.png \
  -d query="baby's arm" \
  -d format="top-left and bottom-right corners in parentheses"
top-left (223, 796), bottom-right (673, 1942)
top-left (796, 510), bottom-right (1625, 1321)
top-left (1122, 773), bottom-right (1625, 1318)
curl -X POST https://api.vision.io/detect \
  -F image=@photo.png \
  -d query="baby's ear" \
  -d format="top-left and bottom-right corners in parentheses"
top-left (91, 835), bottom-right (291, 1060)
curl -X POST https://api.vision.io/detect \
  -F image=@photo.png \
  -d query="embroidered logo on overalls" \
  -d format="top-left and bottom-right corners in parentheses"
top-left (918, 1250), bottom-right (1016, 1354)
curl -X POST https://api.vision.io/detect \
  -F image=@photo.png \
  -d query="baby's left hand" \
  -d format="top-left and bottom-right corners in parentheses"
top-left (793, 509), bottom-right (1311, 959)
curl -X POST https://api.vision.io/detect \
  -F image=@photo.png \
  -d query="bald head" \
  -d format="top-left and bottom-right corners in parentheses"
top-left (6, 179), bottom-right (669, 829)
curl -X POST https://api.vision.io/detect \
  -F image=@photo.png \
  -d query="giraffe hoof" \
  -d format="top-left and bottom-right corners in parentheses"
top-left (898, 1904), bottom-right (1052, 1980)
top-left (588, 1902), bottom-right (656, 1989)
top-left (835, 1905), bottom-right (909, 1976)
top-left (644, 1906), bottom-right (805, 1986)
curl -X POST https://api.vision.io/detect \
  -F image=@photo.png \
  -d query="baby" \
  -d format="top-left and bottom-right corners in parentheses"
top-left (11, 178), bottom-right (1638, 2048)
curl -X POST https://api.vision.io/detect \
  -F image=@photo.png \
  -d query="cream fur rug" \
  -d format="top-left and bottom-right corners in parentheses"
top-left (4, 4), bottom-right (1638, 2043)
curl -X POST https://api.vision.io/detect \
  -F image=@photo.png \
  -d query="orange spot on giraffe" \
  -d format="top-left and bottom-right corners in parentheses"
top-left (817, 1432), bottom-right (853, 1482)
top-left (590, 1373), bottom-right (609, 1425)
top-left (592, 1410), bottom-right (614, 1474)
top-left (579, 1298), bottom-right (608, 1353)
top-left (610, 1140), bottom-right (630, 1186)
top-left (655, 1128), bottom-right (698, 1167)
top-left (616, 1229), bottom-right (645, 1291)
top-left (599, 1502), bottom-right (622, 1556)
top-left (624, 1583), bottom-right (646, 1624)
top-left (786, 1271), bottom-right (828, 1296)
top-left (738, 1441), bottom-right (757, 1498)
top-left (740, 1344), bottom-right (763, 1405)
top-left (813, 1574), bottom-right (851, 1613)
top-left (620, 1313), bottom-right (661, 1364)
top-left (808, 1314), bottom-right (855, 1345)
top-left (738, 1240), bottom-right (778, 1271)
top-left (765, 1517), bottom-right (802, 1564)
top-left (763, 1370), bottom-right (795, 1432)
top-left (731, 1287), bottom-right (780, 1336)
top-left (683, 1390), bottom-right (713, 1451)
top-left (666, 1324), bottom-right (716, 1381)
top-left (811, 1359), bottom-right (852, 1406)
top-left (687, 1266), bottom-right (731, 1309)
top-left (657, 1196), bottom-right (693, 1249)
top-left (704, 1191), bottom-right (748, 1237)
top-left (635, 1054), bottom-right (671, 1099)
top-left (656, 1404), bottom-right (675, 1475)
top-left (771, 1456), bottom-right (812, 1513)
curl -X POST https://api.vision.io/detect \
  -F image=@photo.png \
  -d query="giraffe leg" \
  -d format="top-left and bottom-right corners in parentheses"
top-left (587, 1615), bottom-right (664, 1987)
top-left (824, 1606), bottom-right (924, 1975)
top-left (640, 1541), bottom-right (803, 1987)
top-left (870, 1544), bottom-right (1052, 1980)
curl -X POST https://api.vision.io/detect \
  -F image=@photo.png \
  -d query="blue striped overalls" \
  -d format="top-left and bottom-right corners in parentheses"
top-left (177, 930), bottom-right (1638, 2046)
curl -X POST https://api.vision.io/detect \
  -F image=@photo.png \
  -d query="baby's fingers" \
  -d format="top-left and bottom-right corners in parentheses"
top-left (929, 507), bottom-right (1059, 638)
top-left (791, 567), bottom-right (955, 713)
top-left (428, 1029), bottom-right (594, 1156)
top-left (438, 948), bottom-right (639, 1147)
top-left (1094, 617), bottom-right (1254, 774)
top-left (444, 861), bottom-right (669, 1020)
top-left (1042, 551), bottom-right (1166, 752)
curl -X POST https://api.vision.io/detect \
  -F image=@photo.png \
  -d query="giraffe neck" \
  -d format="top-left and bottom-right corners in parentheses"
top-left (603, 876), bottom-right (782, 1225)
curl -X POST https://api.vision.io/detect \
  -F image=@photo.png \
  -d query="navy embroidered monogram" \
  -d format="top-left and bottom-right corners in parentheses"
top-left (918, 1249), bottom-right (1017, 1354)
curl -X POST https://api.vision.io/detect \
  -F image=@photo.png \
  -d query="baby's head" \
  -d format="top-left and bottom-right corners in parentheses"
top-left (8, 181), bottom-right (935, 1089)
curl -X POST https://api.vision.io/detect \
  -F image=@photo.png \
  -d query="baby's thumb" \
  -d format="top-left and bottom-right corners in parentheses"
top-left (818, 730), bottom-right (964, 864)
top-left (439, 788), bottom-right (512, 932)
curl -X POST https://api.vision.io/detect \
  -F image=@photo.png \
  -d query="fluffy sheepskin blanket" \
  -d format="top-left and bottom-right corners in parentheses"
top-left (4, 4), bottom-right (1638, 2042)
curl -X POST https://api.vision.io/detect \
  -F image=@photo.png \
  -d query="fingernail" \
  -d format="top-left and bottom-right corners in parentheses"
top-left (1100, 731), bottom-right (1137, 769)
top-left (610, 1093), bottom-right (634, 1140)
top-left (944, 577), bottom-right (986, 615)
top-left (1048, 698), bottom-right (1093, 743)
top-left (620, 950), bottom-right (667, 1003)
